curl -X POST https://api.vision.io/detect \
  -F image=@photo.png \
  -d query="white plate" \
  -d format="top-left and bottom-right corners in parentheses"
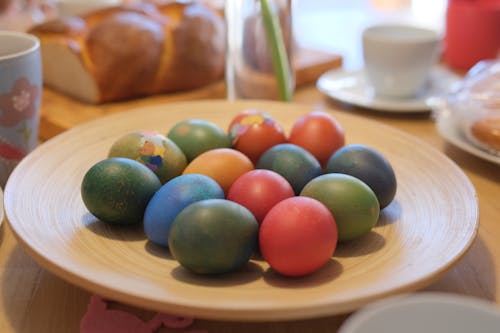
top-left (316, 66), bottom-right (461, 112)
top-left (338, 292), bottom-right (500, 333)
top-left (435, 109), bottom-right (500, 166)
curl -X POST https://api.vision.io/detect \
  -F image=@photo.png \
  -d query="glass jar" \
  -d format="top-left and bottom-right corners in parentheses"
top-left (225, 0), bottom-right (295, 101)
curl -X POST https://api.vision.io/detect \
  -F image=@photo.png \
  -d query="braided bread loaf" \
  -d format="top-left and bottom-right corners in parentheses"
top-left (29, 2), bottom-right (225, 103)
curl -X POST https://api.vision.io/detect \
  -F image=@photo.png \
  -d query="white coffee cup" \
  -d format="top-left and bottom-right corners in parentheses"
top-left (362, 24), bottom-right (441, 98)
top-left (0, 31), bottom-right (42, 188)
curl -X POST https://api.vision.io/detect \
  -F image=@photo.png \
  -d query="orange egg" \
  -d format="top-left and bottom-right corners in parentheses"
top-left (182, 148), bottom-right (254, 193)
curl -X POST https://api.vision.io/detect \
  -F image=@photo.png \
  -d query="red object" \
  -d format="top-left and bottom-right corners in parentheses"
top-left (227, 169), bottom-right (295, 223)
top-left (288, 111), bottom-right (345, 167)
top-left (228, 109), bottom-right (287, 164)
top-left (444, 0), bottom-right (500, 71)
top-left (259, 197), bottom-right (338, 277)
top-left (0, 142), bottom-right (26, 160)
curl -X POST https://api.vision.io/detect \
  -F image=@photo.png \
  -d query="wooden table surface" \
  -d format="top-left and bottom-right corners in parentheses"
top-left (1, 1), bottom-right (499, 332)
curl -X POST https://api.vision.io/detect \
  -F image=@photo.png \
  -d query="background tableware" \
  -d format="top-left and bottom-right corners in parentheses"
top-left (362, 24), bottom-right (441, 98)
top-left (316, 66), bottom-right (460, 112)
top-left (338, 292), bottom-right (500, 333)
top-left (0, 31), bottom-right (41, 188)
top-left (439, 60), bottom-right (500, 155)
top-left (435, 109), bottom-right (500, 166)
top-left (225, 0), bottom-right (295, 101)
top-left (4, 100), bottom-right (478, 321)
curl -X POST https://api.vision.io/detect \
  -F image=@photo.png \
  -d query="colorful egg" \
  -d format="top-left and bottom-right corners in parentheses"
top-left (227, 169), bottom-right (294, 223)
top-left (256, 143), bottom-right (322, 194)
top-left (288, 111), bottom-right (345, 166)
top-left (228, 109), bottom-right (287, 163)
top-left (326, 144), bottom-right (397, 208)
top-left (167, 119), bottom-right (231, 161)
top-left (182, 148), bottom-right (254, 193)
top-left (259, 196), bottom-right (338, 277)
top-left (81, 157), bottom-right (161, 225)
top-left (301, 173), bottom-right (380, 242)
top-left (143, 174), bottom-right (225, 247)
top-left (168, 199), bottom-right (259, 275)
top-left (108, 130), bottom-right (187, 184)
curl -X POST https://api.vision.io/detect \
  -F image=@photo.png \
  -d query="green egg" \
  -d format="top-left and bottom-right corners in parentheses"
top-left (167, 119), bottom-right (231, 161)
top-left (81, 157), bottom-right (162, 225)
top-left (108, 130), bottom-right (187, 184)
top-left (168, 199), bottom-right (259, 275)
top-left (301, 173), bottom-right (380, 242)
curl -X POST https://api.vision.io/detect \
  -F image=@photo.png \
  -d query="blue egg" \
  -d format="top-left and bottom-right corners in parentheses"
top-left (143, 174), bottom-right (224, 246)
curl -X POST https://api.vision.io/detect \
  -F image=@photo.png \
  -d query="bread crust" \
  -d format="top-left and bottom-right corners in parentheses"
top-left (29, 2), bottom-right (225, 103)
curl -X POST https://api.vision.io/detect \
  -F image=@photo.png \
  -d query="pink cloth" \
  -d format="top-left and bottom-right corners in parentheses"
top-left (80, 295), bottom-right (207, 333)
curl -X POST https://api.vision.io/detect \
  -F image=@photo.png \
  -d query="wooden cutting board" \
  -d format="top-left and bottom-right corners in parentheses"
top-left (39, 48), bottom-right (342, 140)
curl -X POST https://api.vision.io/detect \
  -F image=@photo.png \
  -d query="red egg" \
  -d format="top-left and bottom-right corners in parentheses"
top-left (289, 111), bottom-right (345, 166)
top-left (259, 196), bottom-right (338, 277)
top-left (228, 109), bottom-right (287, 163)
top-left (227, 169), bottom-right (294, 223)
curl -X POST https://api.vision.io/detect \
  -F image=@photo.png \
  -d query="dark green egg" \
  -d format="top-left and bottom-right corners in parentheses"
top-left (168, 199), bottom-right (259, 275)
top-left (81, 157), bottom-right (162, 225)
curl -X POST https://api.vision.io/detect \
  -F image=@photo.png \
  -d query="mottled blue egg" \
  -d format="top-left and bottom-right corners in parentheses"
top-left (143, 174), bottom-right (224, 246)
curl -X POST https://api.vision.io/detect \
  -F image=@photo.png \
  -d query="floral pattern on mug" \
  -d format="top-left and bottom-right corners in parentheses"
top-left (0, 77), bottom-right (39, 127)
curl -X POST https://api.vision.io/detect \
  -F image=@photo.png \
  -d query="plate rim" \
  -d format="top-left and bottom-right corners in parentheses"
top-left (4, 99), bottom-right (479, 321)
top-left (435, 111), bottom-right (500, 166)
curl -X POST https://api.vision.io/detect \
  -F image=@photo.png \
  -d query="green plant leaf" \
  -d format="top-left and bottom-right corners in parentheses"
top-left (260, 0), bottom-right (293, 101)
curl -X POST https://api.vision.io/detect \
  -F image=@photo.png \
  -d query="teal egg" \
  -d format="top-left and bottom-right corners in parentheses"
top-left (256, 143), bottom-right (322, 194)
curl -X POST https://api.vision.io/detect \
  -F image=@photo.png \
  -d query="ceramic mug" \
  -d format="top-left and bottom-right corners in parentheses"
top-left (362, 24), bottom-right (441, 98)
top-left (0, 31), bottom-right (42, 188)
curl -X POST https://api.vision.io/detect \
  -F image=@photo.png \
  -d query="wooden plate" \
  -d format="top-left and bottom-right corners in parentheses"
top-left (4, 100), bottom-right (478, 321)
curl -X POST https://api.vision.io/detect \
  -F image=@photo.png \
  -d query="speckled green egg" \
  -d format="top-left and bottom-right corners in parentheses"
top-left (108, 130), bottom-right (187, 184)
top-left (81, 157), bottom-right (162, 225)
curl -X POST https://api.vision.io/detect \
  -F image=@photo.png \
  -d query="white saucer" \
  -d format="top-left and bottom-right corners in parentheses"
top-left (435, 108), bottom-right (500, 166)
top-left (316, 66), bottom-right (461, 113)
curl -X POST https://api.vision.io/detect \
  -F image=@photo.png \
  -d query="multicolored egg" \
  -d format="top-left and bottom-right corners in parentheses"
top-left (228, 109), bottom-right (287, 163)
top-left (108, 130), bottom-right (187, 184)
